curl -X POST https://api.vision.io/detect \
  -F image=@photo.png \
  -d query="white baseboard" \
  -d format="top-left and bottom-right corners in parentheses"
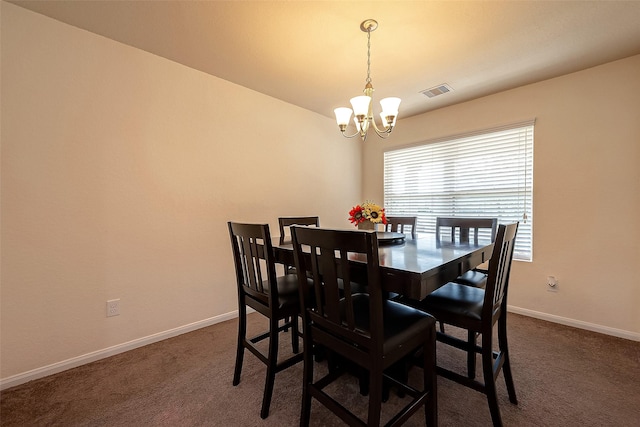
top-left (508, 305), bottom-right (640, 342)
top-left (3, 307), bottom-right (637, 391)
top-left (0, 311), bottom-right (239, 391)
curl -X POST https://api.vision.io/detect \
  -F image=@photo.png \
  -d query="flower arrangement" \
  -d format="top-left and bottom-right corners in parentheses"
top-left (349, 201), bottom-right (388, 227)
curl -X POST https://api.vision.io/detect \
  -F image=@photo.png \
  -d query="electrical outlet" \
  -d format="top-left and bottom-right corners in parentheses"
top-left (547, 276), bottom-right (558, 292)
top-left (107, 299), bottom-right (120, 317)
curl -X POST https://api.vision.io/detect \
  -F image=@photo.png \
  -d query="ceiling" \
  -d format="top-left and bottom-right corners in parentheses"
top-left (10, 1), bottom-right (640, 120)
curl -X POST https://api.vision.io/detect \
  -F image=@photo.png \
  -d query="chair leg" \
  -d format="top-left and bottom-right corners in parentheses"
top-left (467, 330), bottom-right (477, 379)
top-left (313, 344), bottom-right (326, 362)
top-left (424, 327), bottom-right (438, 427)
top-left (300, 333), bottom-right (314, 427)
top-left (481, 332), bottom-right (503, 427)
top-left (367, 367), bottom-right (383, 427)
top-left (260, 317), bottom-right (279, 419)
top-left (498, 313), bottom-right (518, 404)
top-left (232, 305), bottom-right (247, 386)
top-left (359, 369), bottom-right (369, 396)
top-left (390, 359), bottom-right (409, 399)
top-left (291, 315), bottom-right (299, 354)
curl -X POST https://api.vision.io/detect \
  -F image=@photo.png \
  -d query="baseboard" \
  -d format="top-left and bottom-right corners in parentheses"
top-left (0, 311), bottom-right (239, 391)
top-left (508, 305), bottom-right (640, 342)
top-left (3, 307), bottom-right (637, 391)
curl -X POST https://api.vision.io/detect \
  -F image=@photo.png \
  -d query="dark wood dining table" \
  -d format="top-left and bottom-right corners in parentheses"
top-left (273, 231), bottom-right (493, 300)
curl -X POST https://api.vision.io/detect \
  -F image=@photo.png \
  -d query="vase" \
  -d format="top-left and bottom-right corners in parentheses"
top-left (357, 220), bottom-right (376, 231)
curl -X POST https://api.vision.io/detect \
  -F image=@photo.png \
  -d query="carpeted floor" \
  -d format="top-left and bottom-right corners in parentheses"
top-left (1, 312), bottom-right (639, 426)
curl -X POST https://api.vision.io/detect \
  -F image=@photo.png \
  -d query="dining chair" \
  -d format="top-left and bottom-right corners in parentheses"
top-left (435, 217), bottom-right (498, 288)
top-left (291, 226), bottom-right (437, 427)
top-left (227, 222), bottom-right (304, 419)
top-left (385, 216), bottom-right (418, 239)
top-left (278, 216), bottom-right (320, 276)
top-left (414, 222), bottom-right (519, 427)
top-left (278, 216), bottom-right (320, 245)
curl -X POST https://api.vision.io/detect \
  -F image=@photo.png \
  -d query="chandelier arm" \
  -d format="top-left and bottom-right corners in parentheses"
top-left (369, 116), bottom-right (393, 134)
top-left (340, 129), bottom-right (364, 139)
top-left (371, 125), bottom-right (392, 139)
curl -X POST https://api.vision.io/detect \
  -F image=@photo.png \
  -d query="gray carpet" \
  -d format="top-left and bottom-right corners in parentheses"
top-left (1, 313), bottom-right (639, 426)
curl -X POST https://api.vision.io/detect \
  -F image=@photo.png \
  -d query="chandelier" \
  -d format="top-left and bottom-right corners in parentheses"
top-left (334, 19), bottom-right (401, 142)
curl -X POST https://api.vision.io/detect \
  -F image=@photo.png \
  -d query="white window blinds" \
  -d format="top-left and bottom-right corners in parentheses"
top-left (384, 121), bottom-right (534, 261)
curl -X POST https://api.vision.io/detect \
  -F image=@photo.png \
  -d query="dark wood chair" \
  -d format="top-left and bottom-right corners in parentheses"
top-left (228, 222), bottom-right (304, 419)
top-left (291, 226), bottom-right (437, 427)
top-left (435, 217), bottom-right (498, 245)
top-left (435, 217), bottom-right (498, 288)
top-left (278, 216), bottom-right (320, 275)
top-left (278, 216), bottom-right (320, 245)
top-left (385, 216), bottom-right (418, 239)
top-left (416, 222), bottom-right (519, 427)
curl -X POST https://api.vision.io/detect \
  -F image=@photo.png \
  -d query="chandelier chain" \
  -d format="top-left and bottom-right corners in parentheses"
top-left (366, 28), bottom-right (372, 84)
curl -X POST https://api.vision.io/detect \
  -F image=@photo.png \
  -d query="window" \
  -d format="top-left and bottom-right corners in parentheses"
top-left (384, 121), bottom-right (534, 261)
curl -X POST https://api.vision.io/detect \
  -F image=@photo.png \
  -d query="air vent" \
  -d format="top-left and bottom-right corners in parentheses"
top-left (421, 84), bottom-right (453, 98)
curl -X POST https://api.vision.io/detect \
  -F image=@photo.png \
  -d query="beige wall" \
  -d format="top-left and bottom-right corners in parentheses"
top-left (363, 54), bottom-right (640, 337)
top-left (0, 3), bottom-right (361, 381)
top-left (3, 2), bottom-right (639, 386)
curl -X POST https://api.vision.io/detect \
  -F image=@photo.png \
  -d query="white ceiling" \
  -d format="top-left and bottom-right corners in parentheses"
top-left (10, 0), bottom-right (640, 120)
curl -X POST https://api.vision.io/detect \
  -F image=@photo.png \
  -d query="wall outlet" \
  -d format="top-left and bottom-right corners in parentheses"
top-left (107, 299), bottom-right (120, 317)
top-left (547, 276), bottom-right (558, 292)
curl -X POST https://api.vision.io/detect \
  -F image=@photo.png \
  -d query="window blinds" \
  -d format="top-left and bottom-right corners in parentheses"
top-left (384, 121), bottom-right (534, 261)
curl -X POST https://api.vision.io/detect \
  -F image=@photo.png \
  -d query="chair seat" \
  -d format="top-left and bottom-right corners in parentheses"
top-left (347, 293), bottom-right (436, 351)
top-left (261, 274), bottom-right (301, 310)
top-left (421, 282), bottom-right (485, 321)
top-left (338, 278), bottom-right (368, 295)
top-left (454, 269), bottom-right (488, 288)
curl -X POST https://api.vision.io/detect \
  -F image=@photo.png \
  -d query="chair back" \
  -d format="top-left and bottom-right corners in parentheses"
top-left (385, 216), bottom-right (418, 239)
top-left (436, 217), bottom-right (498, 245)
top-left (483, 222), bottom-right (519, 321)
top-left (291, 227), bottom-right (384, 356)
top-left (228, 222), bottom-right (279, 310)
top-left (278, 216), bottom-right (320, 245)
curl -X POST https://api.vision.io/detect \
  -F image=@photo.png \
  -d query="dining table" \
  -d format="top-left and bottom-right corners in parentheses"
top-left (273, 231), bottom-right (493, 301)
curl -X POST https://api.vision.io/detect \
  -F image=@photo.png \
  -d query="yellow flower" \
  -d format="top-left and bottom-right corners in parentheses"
top-left (349, 201), bottom-right (388, 227)
top-left (362, 202), bottom-right (386, 223)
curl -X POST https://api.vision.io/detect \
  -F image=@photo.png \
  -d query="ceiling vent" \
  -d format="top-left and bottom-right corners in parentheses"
top-left (421, 84), bottom-right (453, 98)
